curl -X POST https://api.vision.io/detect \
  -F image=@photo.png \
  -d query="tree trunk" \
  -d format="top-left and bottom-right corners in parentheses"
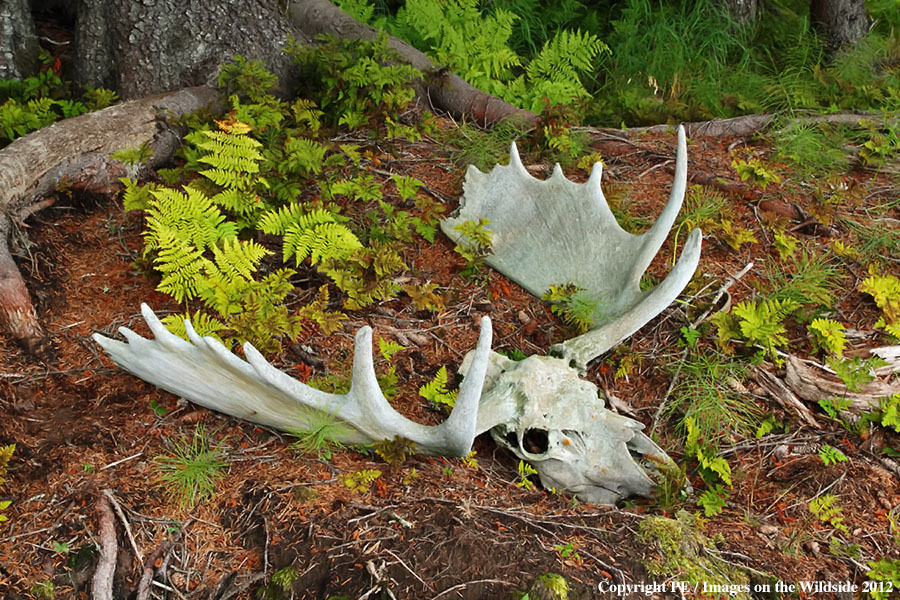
top-left (810, 0), bottom-right (869, 49)
top-left (0, 0), bottom-right (40, 79)
top-left (717, 0), bottom-right (758, 25)
top-left (71, 0), bottom-right (300, 99)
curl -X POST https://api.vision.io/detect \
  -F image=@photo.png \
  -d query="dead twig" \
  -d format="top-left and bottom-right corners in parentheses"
top-left (92, 494), bottom-right (118, 600)
top-left (103, 488), bottom-right (143, 568)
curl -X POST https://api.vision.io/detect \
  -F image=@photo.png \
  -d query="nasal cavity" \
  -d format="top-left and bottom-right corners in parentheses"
top-left (522, 429), bottom-right (549, 454)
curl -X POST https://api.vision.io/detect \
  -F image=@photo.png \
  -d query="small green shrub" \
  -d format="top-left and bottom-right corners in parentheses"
top-left (153, 426), bottom-right (228, 508)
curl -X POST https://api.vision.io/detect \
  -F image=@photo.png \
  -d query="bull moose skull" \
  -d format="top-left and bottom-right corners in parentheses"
top-left (93, 126), bottom-right (701, 504)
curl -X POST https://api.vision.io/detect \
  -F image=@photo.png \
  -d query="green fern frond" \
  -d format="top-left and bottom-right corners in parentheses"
top-left (153, 231), bottom-right (212, 303)
top-left (210, 237), bottom-right (269, 284)
top-left (257, 203), bottom-right (311, 235)
top-left (162, 311), bottom-right (228, 343)
top-left (143, 186), bottom-right (232, 255)
top-left (284, 221), bottom-right (362, 266)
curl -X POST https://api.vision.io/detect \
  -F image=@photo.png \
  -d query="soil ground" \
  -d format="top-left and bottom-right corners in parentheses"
top-left (1, 124), bottom-right (899, 600)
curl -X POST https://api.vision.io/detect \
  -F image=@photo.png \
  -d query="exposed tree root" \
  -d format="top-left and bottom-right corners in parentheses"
top-left (92, 494), bottom-right (117, 600)
top-left (0, 85), bottom-right (222, 352)
top-left (582, 110), bottom-right (895, 140)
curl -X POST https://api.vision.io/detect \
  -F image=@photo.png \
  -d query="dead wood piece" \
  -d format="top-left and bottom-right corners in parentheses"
top-left (0, 85), bottom-right (223, 353)
top-left (92, 494), bottom-right (118, 600)
top-left (784, 354), bottom-right (900, 411)
top-left (588, 110), bottom-right (895, 140)
top-left (751, 365), bottom-right (821, 429)
top-left (136, 541), bottom-right (173, 600)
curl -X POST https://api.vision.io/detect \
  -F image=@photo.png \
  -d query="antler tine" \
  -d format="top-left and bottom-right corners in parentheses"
top-left (94, 306), bottom-right (494, 456)
top-left (627, 124), bottom-right (688, 287)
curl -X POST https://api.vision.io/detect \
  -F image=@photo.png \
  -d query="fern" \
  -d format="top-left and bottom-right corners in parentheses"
top-left (162, 310), bottom-right (228, 343)
top-left (143, 186), bottom-right (233, 256)
top-left (153, 232), bottom-right (212, 303)
top-left (808, 318), bottom-right (846, 357)
top-left (809, 494), bottom-right (849, 534)
top-left (260, 206), bottom-right (362, 266)
top-left (419, 366), bottom-right (458, 409)
top-left (716, 298), bottom-right (800, 363)
top-left (860, 271), bottom-right (900, 339)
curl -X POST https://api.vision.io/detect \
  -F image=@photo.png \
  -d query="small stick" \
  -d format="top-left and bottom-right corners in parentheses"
top-left (92, 494), bottom-right (118, 600)
top-left (103, 489), bottom-right (143, 567)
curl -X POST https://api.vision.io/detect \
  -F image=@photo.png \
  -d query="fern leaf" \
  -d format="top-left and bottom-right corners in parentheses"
top-left (153, 230), bottom-right (212, 303)
top-left (162, 311), bottom-right (227, 343)
top-left (210, 237), bottom-right (269, 284)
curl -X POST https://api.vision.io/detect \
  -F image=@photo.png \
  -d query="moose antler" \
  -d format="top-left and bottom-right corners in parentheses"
top-left (442, 125), bottom-right (701, 371)
top-left (92, 304), bottom-right (493, 456)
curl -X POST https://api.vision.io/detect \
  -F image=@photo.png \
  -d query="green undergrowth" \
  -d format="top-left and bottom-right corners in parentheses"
top-left (338, 0), bottom-right (900, 127)
top-left (0, 51), bottom-right (117, 146)
top-left (122, 45), bottom-right (449, 354)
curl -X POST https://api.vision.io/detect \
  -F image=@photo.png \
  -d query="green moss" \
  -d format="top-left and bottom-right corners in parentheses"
top-left (639, 510), bottom-right (752, 599)
top-left (512, 572), bottom-right (571, 600)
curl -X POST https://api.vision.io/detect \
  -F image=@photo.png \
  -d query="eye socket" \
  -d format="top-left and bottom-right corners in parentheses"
top-left (522, 428), bottom-right (549, 454)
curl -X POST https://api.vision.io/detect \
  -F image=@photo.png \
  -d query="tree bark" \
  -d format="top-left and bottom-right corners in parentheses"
top-left (810, 0), bottom-right (869, 49)
top-left (717, 0), bottom-right (758, 25)
top-left (0, 0), bottom-right (40, 80)
top-left (71, 0), bottom-right (300, 99)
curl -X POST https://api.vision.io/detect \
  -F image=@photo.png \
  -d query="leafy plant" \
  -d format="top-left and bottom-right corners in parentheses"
top-left (342, 469), bottom-right (382, 494)
top-left (287, 413), bottom-right (351, 460)
top-left (697, 484), bottom-right (728, 517)
top-left (818, 444), bottom-right (848, 466)
top-left (373, 435), bottom-right (417, 464)
top-left (809, 494), bottom-right (848, 534)
top-left (665, 350), bottom-right (759, 445)
top-left (553, 541), bottom-right (582, 564)
top-left (685, 416), bottom-right (732, 486)
top-left (879, 392), bottom-right (900, 433)
top-left (384, 0), bottom-right (608, 113)
top-left (515, 460), bottom-right (539, 491)
top-left (287, 33), bottom-right (420, 131)
top-left (542, 283), bottom-right (602, 334)
top-left (452, 218), bottom-right (493, 275)
top-left (731, 156), bottom-right (782, 189)
top-left (866, 557), bottom-right (900, 600)
top-left (808, 318), bottom-right (846, 357)
top-left (419, 365), bottom-right (458, 410)
top-left (860, 271), bottom-right (900, 340)
top-left (0, 444), bottom-right (13, 524)
top-left (153, 425), bottom-right (228, 508)
top-left (712, 298), bottom-right (799, 363)
top-left (826, 355), bottom-right (889, 392)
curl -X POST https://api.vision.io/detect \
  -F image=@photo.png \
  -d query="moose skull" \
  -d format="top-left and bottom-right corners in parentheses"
top-left (468, 352), bottom-right (670, 504)
top-left (93, 125), bottom-right (700, 504)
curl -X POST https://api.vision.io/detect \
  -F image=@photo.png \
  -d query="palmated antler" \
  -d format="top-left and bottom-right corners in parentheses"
top-left (92, 304), bottom-right (493, 456)
top-left (442, 125), bottom-right (701, 371)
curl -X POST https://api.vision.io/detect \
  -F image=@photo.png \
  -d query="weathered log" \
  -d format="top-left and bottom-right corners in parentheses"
top-left (784, 352), bottom-right (900, 411)
top-left (0, 85), bottom-right (223, 352)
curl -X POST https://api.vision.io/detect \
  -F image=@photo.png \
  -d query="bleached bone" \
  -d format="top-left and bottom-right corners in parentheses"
top-left (92, 303), bottom-right (493, 456)
top-left (442, 125), bottom-right (702, 371)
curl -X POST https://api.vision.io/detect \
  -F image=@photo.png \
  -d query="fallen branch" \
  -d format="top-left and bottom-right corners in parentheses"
top-left (784, 353), bottom-right (900, 411)
top-left (136, 541), bottom-right (173, 600)
top-left (92, 494), bottom-right (118, 600)
top-left (581, 110), bottom-right (896, 140)
top-left (0, 85), bottom-right (222, 352)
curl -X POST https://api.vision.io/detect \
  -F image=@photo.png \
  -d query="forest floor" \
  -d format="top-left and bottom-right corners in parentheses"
top-left (1, 120), bottom-right (899, 600)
